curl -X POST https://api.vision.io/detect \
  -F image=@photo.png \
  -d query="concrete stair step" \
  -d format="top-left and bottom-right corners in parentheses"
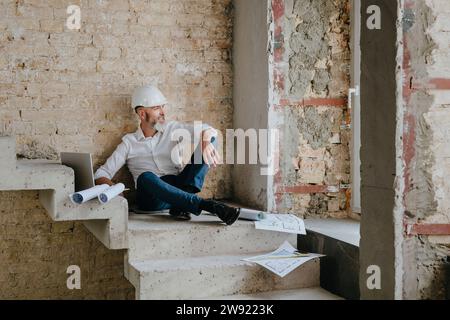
top-left (304, 218), bottom-right (360, 247)
top-left (125, 253), bottom-right (320, 300)
top-left (127, 213), bottom-right (296, 261)
top-left (0, 137), bottom-right (129, 250)
top-left (209, 287), bottom-right (343, 300)
top-left (300, 218), bottom-right (360, 300)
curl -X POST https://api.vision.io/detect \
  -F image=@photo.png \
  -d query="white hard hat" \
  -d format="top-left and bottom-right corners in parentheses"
top-left (132, 85), bottom-right (168, 110)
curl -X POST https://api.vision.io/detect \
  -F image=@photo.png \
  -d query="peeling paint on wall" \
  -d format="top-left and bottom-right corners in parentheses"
top-left (272, 0), bottom-right (351, 218)
top-left (402, 0), bottom-right (450, 299)
top-left (287, 0), bottom-right (334, 97)
top-left (298, 107), bottom-right (334, 150)
top-left (282, 106), bottom-right (347, 186)
top-left (285, 0), bottom-right (350, 99)
top-left (416, 236), bottom-right (449, 299)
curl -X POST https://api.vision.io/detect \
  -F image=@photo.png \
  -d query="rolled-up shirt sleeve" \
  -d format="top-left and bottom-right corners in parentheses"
top-left (94, 140), bottom-right (129, 180)
top-left (172, 121), bottom-right (217, 142)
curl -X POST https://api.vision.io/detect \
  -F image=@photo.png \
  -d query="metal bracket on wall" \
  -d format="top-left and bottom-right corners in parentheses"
top-left (348, 85), bottom-right (360, 110)
top-left (340, 86), bottom-right (360, 130)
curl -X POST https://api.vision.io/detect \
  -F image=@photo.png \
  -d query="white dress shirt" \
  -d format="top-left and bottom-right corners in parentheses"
top-left (94, 121), bottom-right (214, 187)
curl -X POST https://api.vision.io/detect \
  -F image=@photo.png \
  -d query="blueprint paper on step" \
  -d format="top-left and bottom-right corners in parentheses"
top-left (255, 214), bottom-right (306, 235)
top-left (243, 241), bottom-right (324, 278)
top-left (69, 184), bottom-right (110, 205)
top-left (98, 183), bottom-right (125, 204)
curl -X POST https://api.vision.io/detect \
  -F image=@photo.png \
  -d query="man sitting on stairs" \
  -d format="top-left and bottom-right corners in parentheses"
top-left (94, 85), bottom-right (240, 225)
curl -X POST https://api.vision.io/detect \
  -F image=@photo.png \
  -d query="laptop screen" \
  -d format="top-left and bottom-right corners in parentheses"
top-left (60, 152), bottom-right (95, 192)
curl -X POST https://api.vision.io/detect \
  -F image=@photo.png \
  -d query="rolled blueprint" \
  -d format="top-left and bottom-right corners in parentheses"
top-left (69, 184), bottom-right (110, 205)
top-left (238, 208), bottom-right (268, 221)
top-left (98, 183), bottom-right (125, 204)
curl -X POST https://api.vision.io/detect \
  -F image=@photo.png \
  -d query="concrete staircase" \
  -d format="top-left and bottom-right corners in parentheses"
top-left (0, 137), bottom-right (128, 250)
top-left (124, 213), bottom-right (327, 299)
top-left (0, 136), bottom-right (340, 300)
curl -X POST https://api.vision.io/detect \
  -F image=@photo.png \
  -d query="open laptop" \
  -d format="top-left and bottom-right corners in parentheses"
top-left (60, 152), bottom-right (95, 192)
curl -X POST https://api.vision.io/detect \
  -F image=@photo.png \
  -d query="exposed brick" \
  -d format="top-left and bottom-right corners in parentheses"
top-left (0, 0), bottom-right (233, 299)
top-left (39, 19), bottom-right (64, 33)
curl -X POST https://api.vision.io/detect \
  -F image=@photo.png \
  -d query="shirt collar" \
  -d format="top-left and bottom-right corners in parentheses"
top-left (135, 123), bottom-right (167, 141)
top-left (135, 127), bottom-right (146, 141)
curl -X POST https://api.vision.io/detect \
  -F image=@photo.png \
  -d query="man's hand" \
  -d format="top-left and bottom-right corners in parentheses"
top-left (95, 177), bottom-right (114, 186)
top-left (201, 128), bottom-right (220, 168)
top-left (202, 140), bottom-right (220, 168)
top-left (95, 177), bottom-right (126, 197)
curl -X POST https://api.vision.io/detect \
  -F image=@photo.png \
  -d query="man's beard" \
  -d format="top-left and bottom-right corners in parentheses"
top-left (154, 122), bottom-right (164, 132)
top-left (145, 114), bottom-right (165, 131)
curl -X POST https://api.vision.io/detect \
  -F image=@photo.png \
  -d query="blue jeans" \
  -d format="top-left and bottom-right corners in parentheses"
top-left (136, 139), bottom-right (215, 215)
